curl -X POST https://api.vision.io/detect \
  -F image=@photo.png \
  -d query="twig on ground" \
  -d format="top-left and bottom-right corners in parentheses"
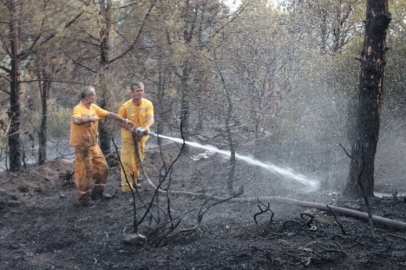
top-left (326, 204), bottom-right (348, 235)
top-left (339, 142), bottom-right (375, 238)
top-left (254, 199), bottom-right (274, 225)
top-left (0, 173), bottom-right (14, 186)
top-left (313, 243), bottom-right (348, 257)
top-left (386, 233), bottom-right (406, 241)
top-left (112, 137), bottom-right (138, 233)
top-left (392, 190), bottom-right (398, 202)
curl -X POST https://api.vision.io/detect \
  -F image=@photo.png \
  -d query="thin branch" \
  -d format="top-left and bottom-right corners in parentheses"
top-left (357, 144), bottom-right (375, 238)
top-left (338, 143), bottom-right (357, 163)
top-left (0, 73), bottom-right (11, 82)
top-left (0, 32), bottom-right (12, 57)
top-left (0, 88), bottom-right (10, 95)
top-left (115, 1), bottom-right (139, 9)
top-left (65, 54), bottom-right (98, 73)
top-left (39, 11), bottom-right (84, 47)
top-left (19, 11), bottom-right (84, 60)
top-left (26, 14), bottom-right (47, 54)
top-left (340, 142), bottom-right (375, 238)
top-left (112, 137), bottom-right (139, 233)
top-left (0, 173), bottom-right (14, 187)
top-left (110, 0), bottom-right (157, 64)
top-left (326, 204), bottom-right (348, 235)
top-left (203, 1), bottom-right (251, 49)
top-left (20, 79), bottom-right (88, 85)
top-left (0, 65), bottom-right (11, 74)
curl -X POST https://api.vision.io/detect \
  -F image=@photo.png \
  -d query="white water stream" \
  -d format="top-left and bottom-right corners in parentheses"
top-left (153, 134), bottom-right (320, 190)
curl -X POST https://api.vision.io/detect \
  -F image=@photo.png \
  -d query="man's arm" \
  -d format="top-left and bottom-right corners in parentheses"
top-left (145, 115), bottom-right (155, 132)
top-left (107, 112), bottom-right (133, 130)
top-left (72, 116), bottom-right (97, 125)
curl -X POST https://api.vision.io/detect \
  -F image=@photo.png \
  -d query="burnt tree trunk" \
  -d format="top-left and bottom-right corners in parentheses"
top-left (156, 61), bottom-right (167, 147)
top-left (38, 74), bottom-right (52, 165)
top-left (344, 0), bottom-right (391, 198)
top-left (180, 63), bottom-right (191, 153)
top-left (8, 0), bottom-right (21, 172)
top-left (98, 0), bottom-right (113, 154)
top-left (223, 77), bottom-right (236, 196)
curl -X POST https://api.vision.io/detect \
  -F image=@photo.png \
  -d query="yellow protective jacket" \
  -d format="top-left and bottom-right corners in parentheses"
top-left (118, 98), bottom-right (154, 192)
top-left (70, 102), bottom-right (109, 147)
top-left (118, 98), bottom-right (154, 143)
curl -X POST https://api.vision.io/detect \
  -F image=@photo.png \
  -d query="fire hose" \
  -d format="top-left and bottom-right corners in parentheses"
top-left (131, 128), bottom-right (406, 231)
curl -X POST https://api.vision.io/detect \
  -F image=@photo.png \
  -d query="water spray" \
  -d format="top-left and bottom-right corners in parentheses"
top-left (132, 129), bottom-right (406, 232)
top-left (140, 129), bottom-right (319, 190)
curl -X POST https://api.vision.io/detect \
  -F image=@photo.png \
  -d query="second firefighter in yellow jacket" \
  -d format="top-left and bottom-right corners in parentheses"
top-left (118, 82), bottom-right (154, 192)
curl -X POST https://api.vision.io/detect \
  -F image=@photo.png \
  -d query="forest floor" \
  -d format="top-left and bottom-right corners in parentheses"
top-left (1, 141), bottom-right (406, 270)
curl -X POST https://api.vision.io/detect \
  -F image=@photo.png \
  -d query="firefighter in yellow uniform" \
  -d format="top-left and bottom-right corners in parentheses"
top-left (70, 86), bottom-right (132, 205)
top-left (118, 82), bottom-right (154, 192)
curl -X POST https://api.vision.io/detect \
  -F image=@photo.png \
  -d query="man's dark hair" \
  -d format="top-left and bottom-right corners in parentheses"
top-left (130, 82), bottom-right (144, 91)
top-left (81, 86), bottom-right (95, 99)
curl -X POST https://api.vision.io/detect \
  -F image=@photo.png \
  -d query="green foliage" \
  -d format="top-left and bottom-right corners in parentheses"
top-left (21, 98), bottom-right (71, 141)
top-left (47, 106), bottom-right (72, 140)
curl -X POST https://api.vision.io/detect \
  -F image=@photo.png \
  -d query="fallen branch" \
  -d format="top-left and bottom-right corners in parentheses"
top-left (145, 172), bottom-right (406, 231)
top-left (0, 173), bottom-right (14, 187)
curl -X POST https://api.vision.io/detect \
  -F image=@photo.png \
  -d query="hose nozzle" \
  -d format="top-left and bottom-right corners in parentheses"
top-left (135, 127), bottom-right (156, 136)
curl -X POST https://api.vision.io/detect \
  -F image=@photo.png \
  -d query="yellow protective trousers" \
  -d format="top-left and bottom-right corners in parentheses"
top-left (74, 145), bottom-right (108, 203)
top-left (120, 136), bottom-right (147, 192)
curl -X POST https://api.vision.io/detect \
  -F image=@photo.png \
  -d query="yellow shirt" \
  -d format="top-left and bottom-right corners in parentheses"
top-left (118, 98), bottom-right (154, 142)
top-left (70, 102), bottom-right (109, 147)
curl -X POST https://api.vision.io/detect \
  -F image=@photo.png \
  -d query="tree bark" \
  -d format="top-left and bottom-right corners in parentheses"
top-left (180, 63), bottom-right (191, 153)
top-left (344, 0), bottom-right (391, 198)
top-left (8, 0), bottom-right (21, 172)
top-left (98, 0), bottom-right (113, 154)
top-left (156, 62), bottom-right (166, 147)
top-left (38, 74), bottom-right (52, 165)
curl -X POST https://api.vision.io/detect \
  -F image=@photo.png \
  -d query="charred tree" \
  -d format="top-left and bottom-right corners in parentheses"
top-left (156, 60), bottom-right (169, 147)
top-left (8, 0), bottom-right (22, 172)
top-left (98, 0), bottom-right (113, 155)
top-left (38, 73), bottom-right (52, 165)
top-left (180, 63), bottom-right (191, 153)
top-left (1, 1), bottom-right (83, 171)
top-left (344, 0), bottom-right (391, 198)
top-left (88, 0), bottom-right (156, 154)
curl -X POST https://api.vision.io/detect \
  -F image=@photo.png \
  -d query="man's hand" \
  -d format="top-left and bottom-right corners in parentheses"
top-left (143, 127), bottom-right (150, 135)
top-left (122, 119), bottom-right (135, 131)
top-left (123, 119), bottom-right (132, 126)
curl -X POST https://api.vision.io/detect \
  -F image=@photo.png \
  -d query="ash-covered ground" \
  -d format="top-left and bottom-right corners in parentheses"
top-left (1, 142), bottom-right (406, 270)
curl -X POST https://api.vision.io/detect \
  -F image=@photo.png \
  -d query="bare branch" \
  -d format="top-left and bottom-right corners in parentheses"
top-left (326, 204), bottom-right (348, 235)
top-left (0, 73), bottom-right (11, 82)
top-left (65, 54), bottom-right (98, 73)
top-left (0, 32), bottom-right (12, 57)
top-left (204, 1), bottom-right (251, 48)
top-left (110, 0), bottom-right (157, 63)
top-left (20, 11), bottom-right (84, 60)
top-left (0, 65), bottom-right (11, 74)
top-left (20, 79), bottom-right (88, 85)
top-left (0, 173), bottom-right (15, 187)
top-left (0, 88), bottom-right (10, 95)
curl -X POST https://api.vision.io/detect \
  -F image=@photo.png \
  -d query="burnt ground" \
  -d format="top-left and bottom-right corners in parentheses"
top-left (1, 144), bottom-right (406, 270)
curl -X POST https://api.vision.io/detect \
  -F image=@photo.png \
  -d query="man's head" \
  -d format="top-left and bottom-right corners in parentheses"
top-left (130, 82), bottom-right (145, 103)
top-left (81, 86), bottom-right (97, 104)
